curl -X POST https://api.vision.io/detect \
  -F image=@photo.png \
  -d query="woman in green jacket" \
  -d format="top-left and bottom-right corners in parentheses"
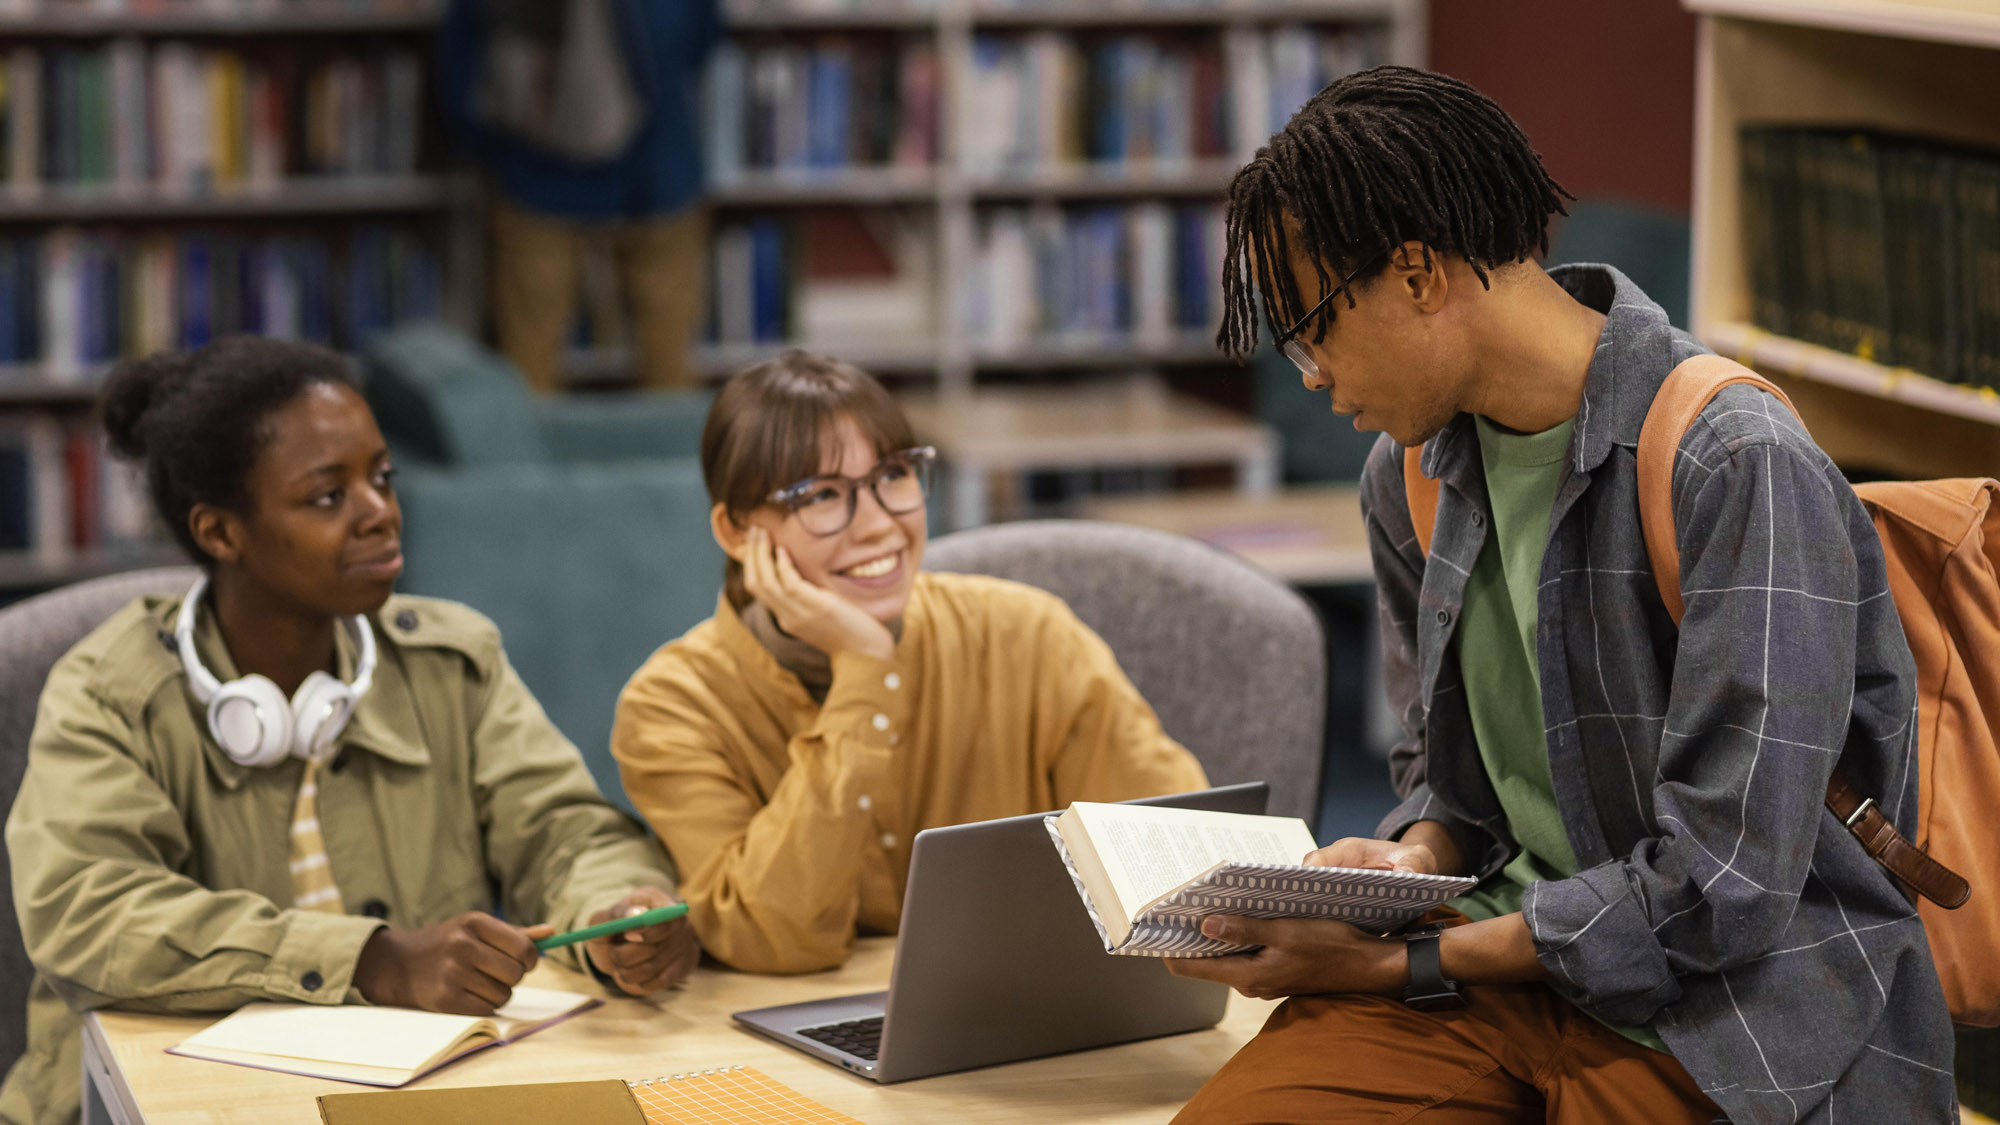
top-left (0, 338), bottom-right (696, 1125)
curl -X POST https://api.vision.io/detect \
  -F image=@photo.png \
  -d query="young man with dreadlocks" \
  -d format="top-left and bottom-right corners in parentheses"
top-left (1161, 66), bottom-right (1954, 1124)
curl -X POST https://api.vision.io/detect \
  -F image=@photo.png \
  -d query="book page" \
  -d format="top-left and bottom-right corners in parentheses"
top-left (175, 1004), bottom-right (491, 1072)
top-left (1072, 803), bottom-right (1317, 916)
top-left (490, 987), bottom-right (597, 1039)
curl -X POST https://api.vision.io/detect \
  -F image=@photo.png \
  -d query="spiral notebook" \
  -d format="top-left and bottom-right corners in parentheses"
top-left (627, 1067), bottom-right (862, 1124)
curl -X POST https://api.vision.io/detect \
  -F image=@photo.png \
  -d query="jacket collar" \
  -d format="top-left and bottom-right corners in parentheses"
top-left (1418, 263), bottom-right (1679, 488)
top-left (178, 595), bottom-right (431, 789)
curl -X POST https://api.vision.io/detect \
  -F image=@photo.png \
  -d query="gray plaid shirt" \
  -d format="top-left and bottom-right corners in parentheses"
top-left (1363, 265), bottom-right (1955, 1123)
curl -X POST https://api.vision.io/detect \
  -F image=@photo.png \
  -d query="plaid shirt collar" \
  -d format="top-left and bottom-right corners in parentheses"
top-left (1417, 263), bottom-right (1675, 487)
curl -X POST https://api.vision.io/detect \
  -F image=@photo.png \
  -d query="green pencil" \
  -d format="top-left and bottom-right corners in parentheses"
top-left (534, 903), bottom-right (689, 952)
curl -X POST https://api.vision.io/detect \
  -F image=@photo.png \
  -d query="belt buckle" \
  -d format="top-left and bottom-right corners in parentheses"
top-left (1843, 796), bottom-right (1877, 829)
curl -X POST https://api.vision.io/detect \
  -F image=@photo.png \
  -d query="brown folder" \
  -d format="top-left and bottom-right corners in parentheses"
top-left (317, 1079), bottom-right (644, 1124)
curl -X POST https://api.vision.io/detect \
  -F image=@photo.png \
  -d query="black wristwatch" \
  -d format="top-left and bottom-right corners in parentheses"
top-left (1401, 924), bottom-right (1466, 1011)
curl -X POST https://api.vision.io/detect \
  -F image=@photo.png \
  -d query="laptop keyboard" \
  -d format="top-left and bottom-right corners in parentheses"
top-left (797, 1015), bottom-right (883, 1061)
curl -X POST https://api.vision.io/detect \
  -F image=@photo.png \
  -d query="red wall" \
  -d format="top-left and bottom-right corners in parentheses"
top-left (1428, 0), bottom-right (1699, 214)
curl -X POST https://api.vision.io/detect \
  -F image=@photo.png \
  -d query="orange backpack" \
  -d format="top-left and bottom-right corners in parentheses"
top-left (1401, 353), bottom-right (1995, 1027)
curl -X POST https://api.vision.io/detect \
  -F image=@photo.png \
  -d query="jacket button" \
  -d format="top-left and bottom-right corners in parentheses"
top-left (300, 970), bottom-right (324, 991)
top-left (395, 610), bottom-right (419, 631)
top-left (157, 629), bottom-right (179, 654)
top-left (1436, 610), bottom-right (1451, 626)
top-left (360, 899), bottom-right (390, 920)
top-left (327, 753), bottom-right (348, 774)
top-left (1471, 511), bottom-right (1485, 527)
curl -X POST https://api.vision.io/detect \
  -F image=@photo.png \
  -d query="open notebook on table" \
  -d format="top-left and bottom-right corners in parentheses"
top-left (169, 987), bottom-right (598, 1087)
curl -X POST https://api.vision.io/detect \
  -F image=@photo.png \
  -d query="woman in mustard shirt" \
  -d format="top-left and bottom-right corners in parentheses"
top-left (611, 350), bottom-right (1209, 975)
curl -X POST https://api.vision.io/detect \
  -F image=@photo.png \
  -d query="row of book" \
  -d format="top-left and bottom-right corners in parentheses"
top-left (0, 416), bottom-right (154, 570)
top-left (0, 224), bottom-right (441, 377)
top-left (963, 201), bottom-right (1224, 347)
top-left (704, 38), bottom-right (939, 178)
top-left (1740, 126), bottom-right (2000, 388)
top-left (964, 27), bottom-right (1381, 172)
top-left (0, 42), bottom-right (424, 193)
top-left (0, 0), bottom-right (433, 15)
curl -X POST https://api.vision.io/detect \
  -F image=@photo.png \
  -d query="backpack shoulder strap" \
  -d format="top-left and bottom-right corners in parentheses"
top-left (1634, 352), bottom-right (1798, 625)
top-left (1402, 444), bottom-right (1440, 558)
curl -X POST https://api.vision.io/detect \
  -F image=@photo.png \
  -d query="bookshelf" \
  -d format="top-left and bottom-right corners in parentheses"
top-left (685, 0), bottom-right (1428, 396)
top-left (0, 0), bottom-right (462, 600)
top-left (1687, 0), bottom-right (2000, 479)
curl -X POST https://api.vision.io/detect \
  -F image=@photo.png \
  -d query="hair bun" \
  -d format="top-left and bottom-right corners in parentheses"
top-left (99, 352), bottom-right (193, 461)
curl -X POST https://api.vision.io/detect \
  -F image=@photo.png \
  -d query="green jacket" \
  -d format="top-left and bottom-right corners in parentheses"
top-left (0, 592), bottom-right (674, 1125)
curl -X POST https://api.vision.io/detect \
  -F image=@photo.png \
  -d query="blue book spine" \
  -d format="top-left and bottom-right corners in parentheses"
top-left (0, 244), bottom-right (20, 363)
top-left (300, 242), bottom-right (332, 346)
top-left (806, 49), bottom-right (850, 170)
top-left (179, 237), bottom-right (213, 349)
top-left (750, 219), bottom-right (786, 343)
top-left (1174, 207), bottom-right (1203, 330)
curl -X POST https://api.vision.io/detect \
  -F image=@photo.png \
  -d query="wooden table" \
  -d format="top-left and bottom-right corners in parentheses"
top-left (899, 377), bottom-right (1280, 529)
top-left (1076, 484), bottom-right (1372, 587)
top-left (80, 937), bottom-right (1279, 1124)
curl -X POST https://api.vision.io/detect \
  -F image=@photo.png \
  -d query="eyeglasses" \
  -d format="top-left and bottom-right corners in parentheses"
top-left (768, 447), bottom-right (937, 537)
top-left (1273, 252), bottom-right (1384, 380)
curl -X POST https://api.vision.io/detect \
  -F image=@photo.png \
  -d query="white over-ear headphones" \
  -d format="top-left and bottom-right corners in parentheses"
top-left (176, 576), bottom-right (378, 768)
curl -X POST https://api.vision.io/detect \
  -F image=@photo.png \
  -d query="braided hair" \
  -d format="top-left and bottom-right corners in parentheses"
top-left (1217, 65), bottom-right (1573, 360)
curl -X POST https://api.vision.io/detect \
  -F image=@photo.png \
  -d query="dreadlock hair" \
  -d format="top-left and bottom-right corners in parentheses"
top-left (1217, 65), bottom-right (1573, 360)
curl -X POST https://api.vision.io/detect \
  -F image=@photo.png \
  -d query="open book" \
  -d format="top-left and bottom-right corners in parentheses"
top-left (168, 987), bottom-right (599, 1087)
top-left (1047, 802), bottom-right (1477, 957)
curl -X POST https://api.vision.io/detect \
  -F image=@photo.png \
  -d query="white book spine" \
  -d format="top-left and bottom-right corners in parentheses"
top-left (703, 39), bottom-right (745, 182)
top-left (1132, 202), bottom-right (1173, 348)
top-left (41, 230), bottom-right (78, 381)
top-left (109, 39), bottom-right (148, 188)
top-left (1223, 27), bottom-right (1268, 164)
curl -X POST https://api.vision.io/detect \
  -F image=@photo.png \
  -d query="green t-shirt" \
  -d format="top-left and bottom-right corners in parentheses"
top-left (1450, 414), bottom-right (1665, 1053)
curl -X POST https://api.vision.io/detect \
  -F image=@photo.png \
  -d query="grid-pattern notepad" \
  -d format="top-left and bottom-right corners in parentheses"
top-left (627, 1066), bottom-right (863, 1125)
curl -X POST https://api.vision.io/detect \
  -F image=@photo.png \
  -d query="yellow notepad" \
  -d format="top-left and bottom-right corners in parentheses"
top-left (627, 1066), bottom-right (863, 1125)
top-left (169, 987), bottom-right (599, 1087)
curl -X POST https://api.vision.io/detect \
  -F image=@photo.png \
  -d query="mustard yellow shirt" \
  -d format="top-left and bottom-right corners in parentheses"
top-left (612, 571), bottom-right (1209, 973)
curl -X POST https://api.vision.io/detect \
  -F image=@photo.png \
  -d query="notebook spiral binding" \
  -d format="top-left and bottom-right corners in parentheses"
top-left (629, 1064), bottom-right (748, 1086)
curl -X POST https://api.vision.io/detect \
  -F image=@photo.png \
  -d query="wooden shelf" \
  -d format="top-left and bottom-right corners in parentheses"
top-left (970, 334), bottom-right (1223, 368)
top-left (0, 1), bottom-right (443, 35)
top-left (1701, 322), bottom-right (2000, 425)
top-left (0, 374), bottom-right (107, 407)
top-left (709, 168), bottom-right (940, 206)
top-left (0, 177), bottom-right (461, 222)
top-left (964, 0), bottom-right (1404, 27)
top-left (724, 0), bottom-right (1402, 28)
top-left (964, 160), bottom-right (1239, 199)
top-left (1684, 0), bottom-right (2000, 48)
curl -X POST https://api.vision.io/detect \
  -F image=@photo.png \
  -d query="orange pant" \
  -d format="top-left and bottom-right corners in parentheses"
top-left (1173, 930), bottom-right (1719, 1124)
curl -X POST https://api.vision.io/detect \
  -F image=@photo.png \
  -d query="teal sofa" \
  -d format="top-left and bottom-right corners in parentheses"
top-left (360, 325), bottom-right (721, 809)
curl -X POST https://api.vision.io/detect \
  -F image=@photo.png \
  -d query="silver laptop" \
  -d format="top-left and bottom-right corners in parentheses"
top-left (733, 782), bottom-right (1269, 1083)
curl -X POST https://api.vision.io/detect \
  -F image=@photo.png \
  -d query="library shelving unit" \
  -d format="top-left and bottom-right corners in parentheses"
top-left (690, 0), bottom-right (1424, 525)
top-left (692, 0), bottom-right (1428, 396)
top-left (1686, 0), bottom-right (2000, 480)
top-left (0, 0), bottom-right (465, 602)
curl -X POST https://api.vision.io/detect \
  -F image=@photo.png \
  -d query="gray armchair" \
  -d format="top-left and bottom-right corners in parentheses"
top-left (0, 566), bottom-right (198, 1078)
top-left (924, 520), bottom-right (1326, 822)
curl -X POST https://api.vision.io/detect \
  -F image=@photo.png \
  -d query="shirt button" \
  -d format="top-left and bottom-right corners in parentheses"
top-left (360, 899), bottom-right (390, 920)
top-left (857, 795), bottom-right (873, 812)
top-left (1436, 610), bottom-right (1451, 626)
top-left (871, 713), bottom-right (890, 732)
top-left (395, 610), bottom-right (418, 631)
top-left (889, 733), bottom-right (901, 746)
top-left (883, 672), bottom-right (901, 690)
top-left (300, 970), bottom-right (324, 991)
top-left (879, 833), bottom-right (897, 850)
